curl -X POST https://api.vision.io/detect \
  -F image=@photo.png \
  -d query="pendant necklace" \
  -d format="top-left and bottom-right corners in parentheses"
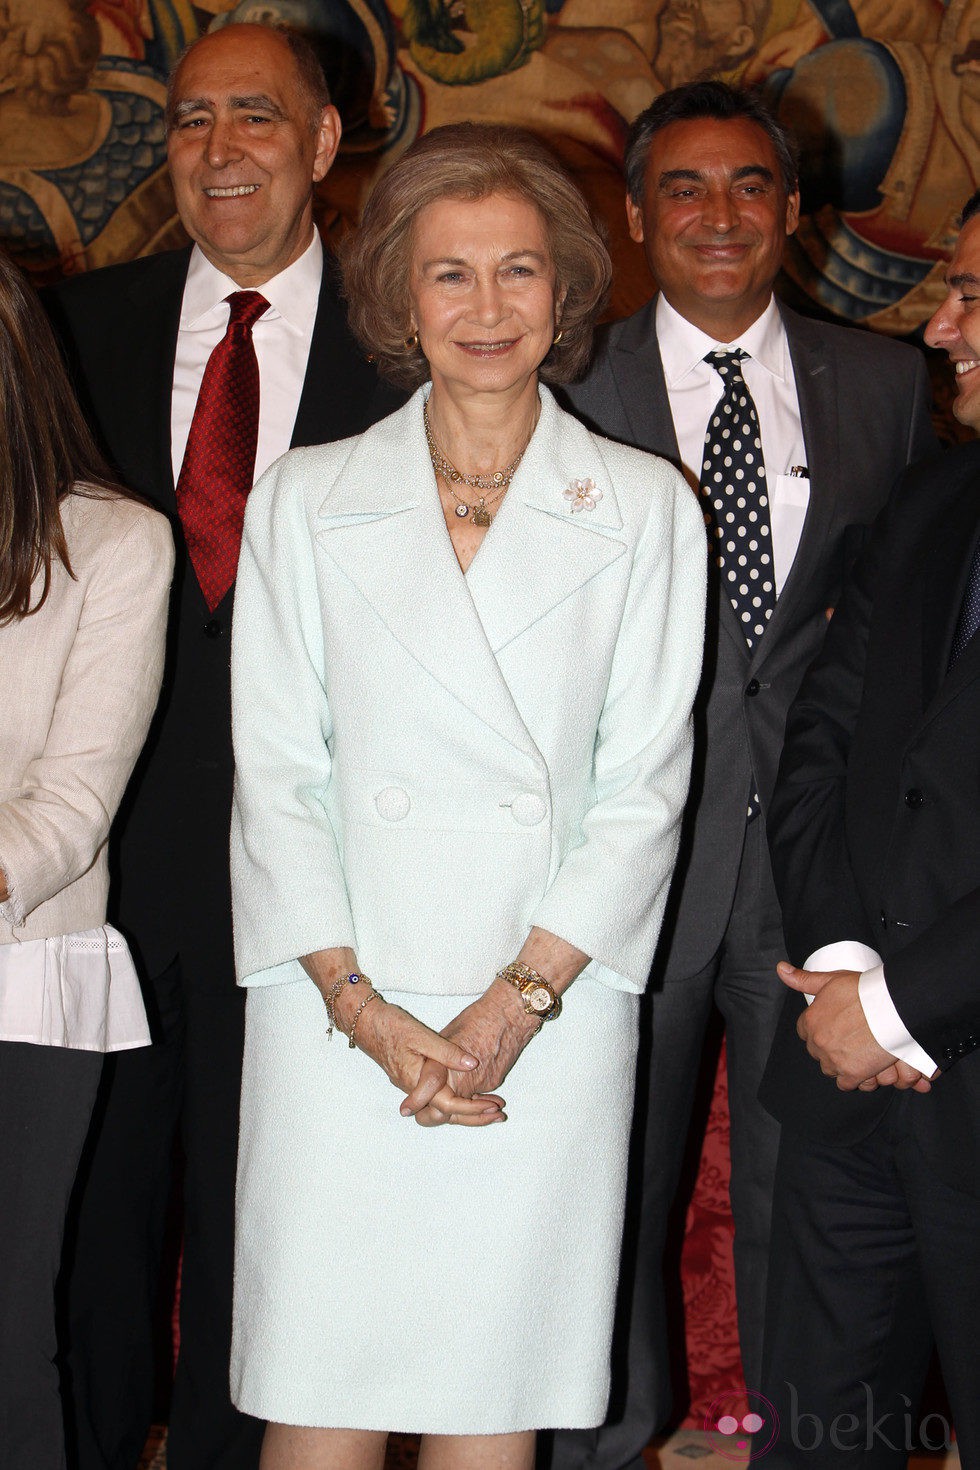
top-left (423, 401), bottom-right (529, 527)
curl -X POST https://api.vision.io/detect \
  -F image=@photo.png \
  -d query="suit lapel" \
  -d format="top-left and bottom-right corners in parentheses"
top-left (124, 251), bottom-right (187, 509)
top-left (920, 488), bottom-right (980, 718)
top-left (291, 258), bottom-right (352, 449)
top-left (290, 255), bottom-right (400, 449)
top-left (608, 301), bottom-right (683, 466)
top-left (750, 308), bottom-right (839, 668)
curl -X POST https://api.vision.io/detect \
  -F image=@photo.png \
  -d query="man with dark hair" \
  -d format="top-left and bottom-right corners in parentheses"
top-left (44, 23), bottom-right (400, 1470)
top-left (759, 188), bottom-right (980, 1465)
top-left (553, 80), bottom-right (935, 1470)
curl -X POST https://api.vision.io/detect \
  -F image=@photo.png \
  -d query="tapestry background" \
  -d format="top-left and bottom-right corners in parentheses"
top-left (1, 0), bottom-right (977, 1431)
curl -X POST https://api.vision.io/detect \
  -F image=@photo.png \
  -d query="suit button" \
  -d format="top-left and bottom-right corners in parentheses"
top-left (879, 911), bottom-right (888, 929)
top-left (203, 618), bottom-right (223, 639)
top-left (510, 793), bottom-right (546, 826)
top-left (375, 787), bottom-right (410, 822)
top-left (746, 678), bottom-right (761, 697)
top-left (904, 788), bottom-right (924, 809)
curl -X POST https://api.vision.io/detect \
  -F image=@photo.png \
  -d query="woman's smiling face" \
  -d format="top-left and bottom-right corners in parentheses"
top-left (408, 191), bottom-right (561, 401)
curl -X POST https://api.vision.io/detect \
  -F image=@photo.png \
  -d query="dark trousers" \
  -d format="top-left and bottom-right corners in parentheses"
top-left (64, 960), bottom-right (263, 1470)
top-left (548, 818), bottom-right (785, 1470)
top-left (0, 1040), bottom-right (102, 1470)
top-left (761, 1101), bottom-right (980, 1469)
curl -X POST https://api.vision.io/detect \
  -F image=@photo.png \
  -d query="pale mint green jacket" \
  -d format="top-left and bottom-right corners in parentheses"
top-left (230, 386), bottom-right (705, 997)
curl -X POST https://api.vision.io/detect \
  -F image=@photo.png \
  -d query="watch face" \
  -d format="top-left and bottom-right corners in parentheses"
top-left (527, 984), bottom-right (552, 1014)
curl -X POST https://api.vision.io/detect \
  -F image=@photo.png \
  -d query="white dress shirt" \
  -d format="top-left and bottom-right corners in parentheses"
top-left (171, 231), bottom-right (324, 486)
top-left (656, 293), bottom-right (808, 594)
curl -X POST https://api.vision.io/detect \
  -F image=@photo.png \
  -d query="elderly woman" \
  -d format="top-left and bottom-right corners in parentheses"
top-left (0, 252), bottom-right (172, 1468)
top-left (229, 123), bottom-right (705, 1470)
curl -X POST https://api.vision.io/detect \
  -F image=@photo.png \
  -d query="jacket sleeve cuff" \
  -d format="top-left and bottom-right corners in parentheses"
top-left (858, 964), bottom-right (939, 1075)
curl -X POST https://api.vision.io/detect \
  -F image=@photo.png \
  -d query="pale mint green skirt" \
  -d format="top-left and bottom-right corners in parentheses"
top-left (231, 970), bottom-right (638, 1435)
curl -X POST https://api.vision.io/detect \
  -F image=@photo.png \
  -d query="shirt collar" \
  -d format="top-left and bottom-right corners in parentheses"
top-left (655, 293), bottom-right (788, 387)
top-left (180, 230), bottom-right (324, 331)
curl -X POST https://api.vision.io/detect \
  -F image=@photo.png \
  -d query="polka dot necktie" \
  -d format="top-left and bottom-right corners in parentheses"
top-left (176, 290), bottom-right (269, 612)
top-left (949, 538), bottom-right (980, 667)
top-left (700, 350), bottom-right (774, 822)
top-left (700, 350), bottom-right (775, 652)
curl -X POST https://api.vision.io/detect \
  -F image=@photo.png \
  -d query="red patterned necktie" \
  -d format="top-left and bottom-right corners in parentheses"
top-left (176, 290), bottom-right (270, 611)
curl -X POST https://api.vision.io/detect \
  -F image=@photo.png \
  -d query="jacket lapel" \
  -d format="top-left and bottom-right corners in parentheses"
top-left (750, 307), bottom-right (839, 668)
top-left (608, 301), bottom-right (683, 466)
top-left (312, 391), bottom-right (535, 759)
top-left (920, 487), bottom-right (980, 719)
top-left (466, 389), bottom-right (627, 652)
top-left (124, 250), bottom-right (187, 508)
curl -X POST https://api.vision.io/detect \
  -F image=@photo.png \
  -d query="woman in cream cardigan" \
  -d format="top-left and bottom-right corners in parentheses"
top-left (230, 125), bottom-right (705, 1470)
top-left (0, 252), bottom-right (173, 1469)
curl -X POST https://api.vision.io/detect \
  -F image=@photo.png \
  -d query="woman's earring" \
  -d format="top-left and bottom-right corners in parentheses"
top-left (405, 333), bottom-right (419, 351)
top-left (552, 329), bottom-right (564, 346)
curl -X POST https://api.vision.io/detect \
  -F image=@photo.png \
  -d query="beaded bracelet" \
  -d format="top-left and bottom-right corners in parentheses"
top-left (323, 972), bottom-right (369, 1040)
top-left (347, 987), bottom-right (383, 1050)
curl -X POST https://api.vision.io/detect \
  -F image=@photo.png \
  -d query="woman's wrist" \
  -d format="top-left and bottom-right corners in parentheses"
top-left (487, 975), bottom-right (547, 1039)
top-left (330, 971), bottom-right (378, 1034)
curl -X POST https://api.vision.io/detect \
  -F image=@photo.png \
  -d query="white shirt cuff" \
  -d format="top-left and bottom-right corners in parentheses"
top-left (858, 964), bottom-right (938, 1075)
top-left (801, 941), bottom-right (884, 1005)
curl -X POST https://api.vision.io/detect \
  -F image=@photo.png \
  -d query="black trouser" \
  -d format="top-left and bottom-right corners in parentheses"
top-left (762, 1100), bottom-right (980, 1468)
top-left (0, 1040), bottom-right (102, 1470)
top-left (64, 958), bottom-right (263, 1470)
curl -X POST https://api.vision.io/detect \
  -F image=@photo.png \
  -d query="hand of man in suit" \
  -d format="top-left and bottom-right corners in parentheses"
top-left (776, 962), bottom-right (935, 1093)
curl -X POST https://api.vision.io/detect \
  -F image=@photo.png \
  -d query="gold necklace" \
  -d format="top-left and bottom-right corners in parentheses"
top-left (423, 402), bottom-right (529, 528)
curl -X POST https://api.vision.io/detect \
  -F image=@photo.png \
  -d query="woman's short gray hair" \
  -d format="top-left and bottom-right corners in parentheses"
top-left (340, 123), bottom-right (612, 389)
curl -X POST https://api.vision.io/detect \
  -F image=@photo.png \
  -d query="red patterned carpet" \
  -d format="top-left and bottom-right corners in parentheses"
top-left (677, 1039), bottom-right (742, 1426)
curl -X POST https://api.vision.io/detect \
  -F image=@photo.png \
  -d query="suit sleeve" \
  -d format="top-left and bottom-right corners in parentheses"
top-left (884, 889), bottom-right (980, 1066)
top-left (529, 456), bottom-right (706, 988)
top-left (0, 504), bottom-right (173, 923)
top-left (230, 455), bottom-right (358, 984)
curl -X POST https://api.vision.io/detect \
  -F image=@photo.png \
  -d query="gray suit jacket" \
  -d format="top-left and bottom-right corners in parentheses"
top-left (561, 298), bottom-right (936, 980)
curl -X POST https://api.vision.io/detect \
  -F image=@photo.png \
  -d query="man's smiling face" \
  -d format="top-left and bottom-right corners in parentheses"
top-left (925, 212), bottom-right (980, 434)
top-left (166, 25), bottom-right (340, 288)
top-left (626, 115), bottom-right (799, 341)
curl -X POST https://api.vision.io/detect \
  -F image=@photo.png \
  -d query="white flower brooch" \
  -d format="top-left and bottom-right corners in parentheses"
top-left (564, 477), bottom-right (603, 513)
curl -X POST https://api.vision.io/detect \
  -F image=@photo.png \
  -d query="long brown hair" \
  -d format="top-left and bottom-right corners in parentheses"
top-left (0, 251), bottom-right (120, 622)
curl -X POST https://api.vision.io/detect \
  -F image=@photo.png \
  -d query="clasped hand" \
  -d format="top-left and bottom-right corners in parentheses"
top-left (335, 987), bottom-right (508, 1127)
top-left (349, 978), bottom-right (539, 1128)
top-left (777, 962), bottom-right (934, 1093)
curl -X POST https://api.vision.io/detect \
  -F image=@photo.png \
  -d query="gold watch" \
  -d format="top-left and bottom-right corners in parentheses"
top-left (496, 962), bottom-right (562, 1021)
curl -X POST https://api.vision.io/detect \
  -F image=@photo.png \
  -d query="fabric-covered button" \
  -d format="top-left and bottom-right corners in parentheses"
top-left (375, 787), bottom-right (411, 821)
top-left (510, 793), bottom-right (546, 826)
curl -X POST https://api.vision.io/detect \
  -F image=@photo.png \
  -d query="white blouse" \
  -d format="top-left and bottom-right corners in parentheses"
top-left (0, 923), bottom-right (149, 1051)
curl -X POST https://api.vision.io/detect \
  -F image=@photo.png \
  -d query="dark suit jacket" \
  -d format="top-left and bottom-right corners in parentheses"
top-left (561, 299), bottom-right (936, 980)
top-left (761, 442), bottom-right (980, 1191)
top-left (44, 247), bottom-right (403, 997)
